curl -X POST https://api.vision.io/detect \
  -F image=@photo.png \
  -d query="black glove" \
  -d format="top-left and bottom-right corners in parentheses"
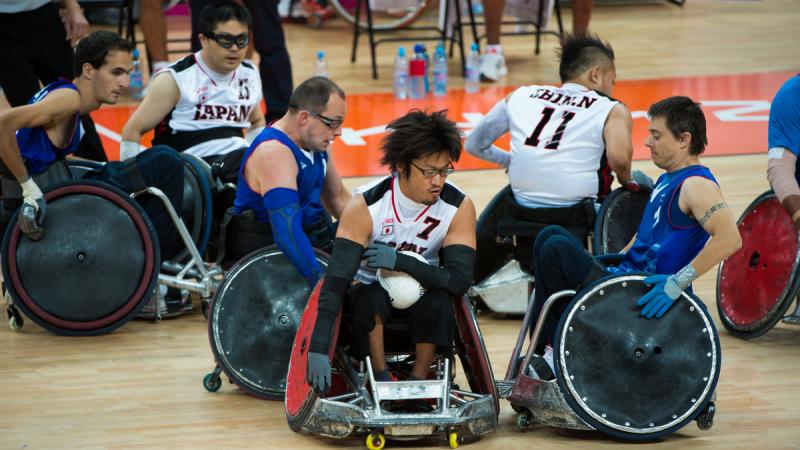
top-left (364, 242), bottom-right (398, 271)
top-left (307, 351), bottom-right (331, 394)
top-left (19, 178), bottom-right (45, 241)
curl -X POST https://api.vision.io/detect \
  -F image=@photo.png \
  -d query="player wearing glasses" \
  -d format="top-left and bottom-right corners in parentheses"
top-left (121, 0), bottom-right (265, 184)
top-left (305, 109), bottom-right (477, 395)
top-left (232, 76), bottom-right (351, 283)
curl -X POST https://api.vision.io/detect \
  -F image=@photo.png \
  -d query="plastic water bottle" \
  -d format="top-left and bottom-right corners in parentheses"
top-left (432, 44), bottom-right (447, 97)
top-left (409, 49), bottom-right (426, 99)
top-left (314, 51), bottom-right (328, 78)
top-left (465, 43), bottom-right (480, 94)
top-left (129, 48), bottom-right (143, 100)
top-left (413, 44), bottom-right (430, 94)
top-left (393, 47), bottom-right (409, 100)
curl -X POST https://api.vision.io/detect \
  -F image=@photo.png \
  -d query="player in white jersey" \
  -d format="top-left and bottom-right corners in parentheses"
top-left (304, 110), bottom-right (477, 399)
top-left (120, 1), bottom-right (265, 183)
top-left (466, 34), bottom-right (647, 208)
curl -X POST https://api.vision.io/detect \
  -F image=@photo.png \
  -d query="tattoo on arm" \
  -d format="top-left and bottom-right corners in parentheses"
top-left (699, 202), bottom-right (728, 227)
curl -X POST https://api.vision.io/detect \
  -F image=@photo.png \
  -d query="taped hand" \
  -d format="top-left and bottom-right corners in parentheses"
top-left (636, 274), bottom-right (683, 319)
top-left (19, 178), bottom-right (45, 240)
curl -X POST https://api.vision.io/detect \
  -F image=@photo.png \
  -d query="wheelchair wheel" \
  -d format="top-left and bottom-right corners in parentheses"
top-left (716, 191), bottom-right (800, 339)
top-left (208, 245), bottom-right (329, 399)
top-left (592, 188), bottom-right (649, 255)
top-left (553, 274), bottom-right (720, 440)
top-left (329, 0), bottom-right (432, 31)
top-left (170, 154), bottom-right (214, 263)
top-left (1, 180), bottom-right (160, 335)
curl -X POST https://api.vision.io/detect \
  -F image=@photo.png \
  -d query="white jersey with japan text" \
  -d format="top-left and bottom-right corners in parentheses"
top-left (506, 82), bottom-right (617, 208)
top-left (153, 52), bottom-right (262, 158)
top-left (354, 175), bottom-right (464, 284)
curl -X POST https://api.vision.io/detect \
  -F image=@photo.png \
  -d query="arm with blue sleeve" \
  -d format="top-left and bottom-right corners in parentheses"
top-left (264, 187), bottom-right (322, 286)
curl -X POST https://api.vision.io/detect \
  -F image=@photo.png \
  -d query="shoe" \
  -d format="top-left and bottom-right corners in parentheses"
top-left (403, 398), bottom-right (435, 413)
top-left (137, 285), bottom-right (168, 319)
top-left (163, 287), bottom-right (192, 317)
top-left (526, 354), bottom-right (555, 381)
top-left (479, 49), bottom-right (508, 82)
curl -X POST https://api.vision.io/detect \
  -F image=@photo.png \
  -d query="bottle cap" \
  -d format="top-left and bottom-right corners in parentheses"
top-left (398, 47), bottom-right (406, 57)
top-left (414, 43), bottom-right (424, 54)
top-left (317, 51), bottom-right (325, 60)
top-left (133, 48), bottom-right (140, 59)
top-left (409, 59), bottom-right (425, 76)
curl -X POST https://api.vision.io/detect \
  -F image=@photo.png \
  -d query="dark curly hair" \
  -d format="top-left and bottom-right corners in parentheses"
top-left (74, 31), bottom-right (134, 75)
top-left (380, 109), bottom-right (463, 177)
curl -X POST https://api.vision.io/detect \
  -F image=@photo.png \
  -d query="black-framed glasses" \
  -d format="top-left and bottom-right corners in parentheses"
top-left (204, 31), bottom-right (249, 49)
top-left (411, 161), bottom-right (455, 178)
top-left (289, 104), bottom-right (344, 129)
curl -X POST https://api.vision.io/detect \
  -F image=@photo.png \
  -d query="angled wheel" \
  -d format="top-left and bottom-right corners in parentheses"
top-left (208, 245), bottom-right (329, 400)
top-left (593, 188), bottom-right (649, 255)
top-left (2, 180), bottom-right (159, 335)
top-left (554, 274), bottom-right (720, 440)
top-left (716, 191), bottom-right (799, 339)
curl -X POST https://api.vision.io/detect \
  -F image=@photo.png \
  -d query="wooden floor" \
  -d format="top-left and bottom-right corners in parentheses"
top-left (2, 0), bottom-right (800, 448)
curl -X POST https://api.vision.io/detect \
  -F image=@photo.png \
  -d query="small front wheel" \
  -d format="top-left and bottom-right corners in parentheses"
top-left (203, 372), bottom-right (222, 392)
top-left (365, 431), bottom-right (385, 450)
top-left (515, 410), bottom-right (532, 431)
top-left (448, 430), bottom-right (460, 449)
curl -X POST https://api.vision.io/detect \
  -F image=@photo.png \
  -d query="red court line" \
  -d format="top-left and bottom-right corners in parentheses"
top-left (90, 71), bottom-right (796, 177)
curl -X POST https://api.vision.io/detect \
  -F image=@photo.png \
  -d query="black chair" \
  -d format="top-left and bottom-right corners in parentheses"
top-left (78, 0), bottom-right (136, 42)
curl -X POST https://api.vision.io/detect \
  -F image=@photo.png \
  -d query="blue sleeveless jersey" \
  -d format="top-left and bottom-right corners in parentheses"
top-left (16, 79), bottom-right (82, 175)
top-left (618, 165), bottom-right (717, 275)
top-left (233, 127), bottom-right (327, 224)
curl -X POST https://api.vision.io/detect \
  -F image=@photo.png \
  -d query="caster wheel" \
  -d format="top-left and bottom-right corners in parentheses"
top-left (448, 430), bottom-right (461, 449)
top-left (365, 431), bottom-right (385, 450)
top-left (307, 13), bottom-right (324, 28)
top-left (515, 411), bottom-right (532, 431)
top-left (7, 306), bottom-right (23, 331)
top-left (203, 372), bottom-right (222, 392)
top-left (697, 402), bottom-right (715, 430)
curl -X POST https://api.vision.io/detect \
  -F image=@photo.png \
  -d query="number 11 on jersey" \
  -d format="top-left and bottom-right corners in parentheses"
top-left (524, 106), bottom-right (576, 150)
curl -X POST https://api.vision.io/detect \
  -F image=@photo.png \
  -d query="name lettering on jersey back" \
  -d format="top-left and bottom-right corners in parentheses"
top-left (192, 104), bottom-right (252, 122)
top-left (530, 88), bottom-right (598, 109)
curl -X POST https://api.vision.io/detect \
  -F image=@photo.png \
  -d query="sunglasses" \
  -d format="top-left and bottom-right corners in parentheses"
top-left (411, 161), bottom-right (455, 178)
top-left (204, 31), bottom-right (250, 49)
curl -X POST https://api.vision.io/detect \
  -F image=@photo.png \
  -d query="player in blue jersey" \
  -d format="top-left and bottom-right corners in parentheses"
top-left (230, 76), bottom-right (351, 283)
top-left (0, 31), bottom-right (185, 259)
top-left (527, 96), bottom-right (742, 365)
top-left (766, 75), bottom-right (800, 229)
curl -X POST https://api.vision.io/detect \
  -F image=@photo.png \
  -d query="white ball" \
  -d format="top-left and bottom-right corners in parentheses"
top-left (377, 251), bottom-right (427, 310)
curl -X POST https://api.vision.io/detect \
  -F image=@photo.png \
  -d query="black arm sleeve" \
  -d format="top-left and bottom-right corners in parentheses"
top-left (309, 238), bottom-right (364, 354)
top-left (393, 244), bottom-right (475, 297)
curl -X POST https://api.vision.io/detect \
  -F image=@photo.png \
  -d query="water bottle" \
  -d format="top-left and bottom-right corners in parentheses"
top-left (413, 44), bottom-right (430, 94)
top-left (465, 43), bottom-right (480, 94)
top-left (314, 51), bottom-right (329, 78)
top-left (432, 44), bottom-right (447, 97)
top-left (409, 50), bottom-right (426, 99)
top-left (393, 47), bottom-right (409, 100)
top-left (129, 48), bottom-right (143, 100)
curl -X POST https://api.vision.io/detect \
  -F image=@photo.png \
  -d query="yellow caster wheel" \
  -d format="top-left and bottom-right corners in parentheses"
top-left (448, 431), bottom-right (460, 449)
top-left (366, 432), bottom-right (385, 450)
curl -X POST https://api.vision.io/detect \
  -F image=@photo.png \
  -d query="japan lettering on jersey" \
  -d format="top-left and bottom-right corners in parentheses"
top-left (354, 175), bottom-right (464, 284)
top-left (155, 52), bottom-right (262, 157)
top-left (506, 82), bottom-right (617, 208)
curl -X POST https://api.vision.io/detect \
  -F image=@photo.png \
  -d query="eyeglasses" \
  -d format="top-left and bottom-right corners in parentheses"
top-left (411, 161), bottom-right (455, 178)
top-left (308, 110), bottom-right (344, 129)
top-left (204, 31), bottom-right (250, 49)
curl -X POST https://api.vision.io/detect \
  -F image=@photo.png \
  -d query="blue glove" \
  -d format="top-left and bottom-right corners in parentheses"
top-left (307, 351), bottom-right (331, 394)
top-left (364, 242), bottom-right (397, 270)
top-left (636, 274), bottom-right (682, 319)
